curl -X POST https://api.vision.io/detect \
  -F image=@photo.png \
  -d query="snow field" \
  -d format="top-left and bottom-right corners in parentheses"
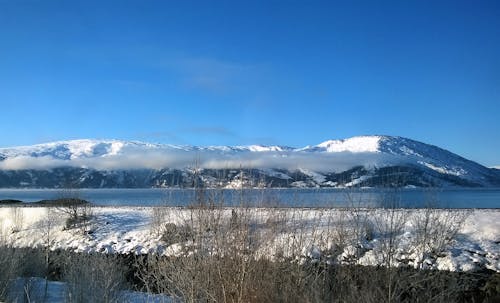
top-left (0, 206), bottom-right (498, 272)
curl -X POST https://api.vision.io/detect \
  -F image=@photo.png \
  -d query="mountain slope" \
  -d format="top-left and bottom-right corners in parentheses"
top-left (0, 136), bottom-right (498, 188)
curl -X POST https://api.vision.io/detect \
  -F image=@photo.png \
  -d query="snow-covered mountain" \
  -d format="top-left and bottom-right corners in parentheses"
top-left (0, 136), bottom-right (498, 188)
top-left (0, 139), bottom-right (292, 160)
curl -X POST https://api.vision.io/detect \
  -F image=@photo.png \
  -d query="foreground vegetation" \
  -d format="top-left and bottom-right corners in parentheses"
top-left (0, 246), bottom-right (499, 303)
top-left (0, 190), bottom-right (499, 302)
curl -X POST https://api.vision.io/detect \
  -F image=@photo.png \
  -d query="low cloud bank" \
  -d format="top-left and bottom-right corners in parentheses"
top-left (0, 150), bottom-right (404, 172)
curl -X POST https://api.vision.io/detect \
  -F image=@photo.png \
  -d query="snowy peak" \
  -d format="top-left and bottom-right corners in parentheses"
top-left (1, 139), bottom-right (138, 160)
top-left (0, 139), bottom-right (199, 161)
top-left (53, 139), bottom-right (126, 159)
top-left (310, 135), bottom-right (446, 158)
top-left (210, 145), bottom-right (292, 153)
top-left (0, 140), bottom-right (295, 160)
top-left (313, 135), bottom-right (383, 153)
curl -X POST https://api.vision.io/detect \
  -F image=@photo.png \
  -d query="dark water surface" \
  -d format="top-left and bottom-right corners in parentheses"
top-left (0, 188), bottom-right (499, 208)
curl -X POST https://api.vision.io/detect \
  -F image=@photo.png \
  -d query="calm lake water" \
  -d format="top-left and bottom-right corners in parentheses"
top-left (0, 188), bottom-right (499, 208)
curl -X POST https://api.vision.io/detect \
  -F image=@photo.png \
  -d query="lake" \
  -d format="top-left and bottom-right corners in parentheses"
top-left (0, 188), bottom-right (499, 208)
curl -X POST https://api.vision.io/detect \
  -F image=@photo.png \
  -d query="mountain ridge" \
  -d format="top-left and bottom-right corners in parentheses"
top-left (0, 136), bottom-right (499, 188)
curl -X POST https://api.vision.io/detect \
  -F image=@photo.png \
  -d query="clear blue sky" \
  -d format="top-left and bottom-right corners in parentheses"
top-left (0, 0), bottom-right (499, 166)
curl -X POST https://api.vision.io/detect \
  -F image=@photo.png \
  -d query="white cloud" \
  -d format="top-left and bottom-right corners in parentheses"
top-left (0, 156), bottom-right (69, 170)
top-left (0, 150), bottom-right (403, 172)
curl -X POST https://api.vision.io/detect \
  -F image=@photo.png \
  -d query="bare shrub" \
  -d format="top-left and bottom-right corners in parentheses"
top-left (136, 186), bottom-right (333, 302)
top-left (327, 190), bottom-right (376, 264)
top-left (160, 223), bottom-right (193, 246)
top-left (367, 190), bottom-right (409, 302)
top-left (325, 264), bottom-right (482, 303)
top-left (135, 184), bottom-right (480, 302)
top-left (40, 206), bottom-right (59, 300)
top-left (134, 250), bottom-right (325, 303)
top-left (137, 187), bottom-right (267, 302)
top-left (0, 246), bottom-right (20, 300)
top-left (370, 190), bottom-right (408, 268)
top-left (0, 217), bottom-right (7, 245)
top-left (9, 206), bottom-right (25, 234)
top-left (57, 195), bottom-right (94, 234)
top-left (151, 206), bottom-right (176, 239)
top-left (411, 207), bottom-right (470, 268)
top-left (63, 252), bottom-right (127, 303)
top-left (66, 203), bottom-right (93, 233)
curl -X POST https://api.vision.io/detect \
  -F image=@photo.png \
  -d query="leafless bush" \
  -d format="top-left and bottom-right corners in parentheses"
top-left (65, 203), bottom-right (93, 233)
top-left (370, 190), bottom-right (408, 267)
top-left (56, 192), bottom-right (94, 234)
top-left (0, 246), bottom-right (20, 300)
top-left (39, 206), bottom-right (59, 300)
top-left (137, 187), bottom-right (265, 302)
top-left (134, 250), bottom-right (325, 303)
top-left (9, 206), bottom-right (25, 234)
top-left (63, 252), bottom-right (127, 303)
top-left (151, 206), bottom-right (168, 237)
top-left (137, 185), bottom-right (336, 302)
top-left (327, 190), bottom-right (375, 264)
top-left (411, 207), bottom-right (470, 268)
top-left (160, 223), bottom-right (193, 246)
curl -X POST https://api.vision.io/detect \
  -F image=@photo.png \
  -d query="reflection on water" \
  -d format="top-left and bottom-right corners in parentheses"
top-left (0, 188), bottom-right (499, 208)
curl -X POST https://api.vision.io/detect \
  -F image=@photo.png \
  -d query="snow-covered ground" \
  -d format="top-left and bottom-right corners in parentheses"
top-left (0, 206), bottom-right (498, 272)
top-left (5, 277), bottom-right (172, 303)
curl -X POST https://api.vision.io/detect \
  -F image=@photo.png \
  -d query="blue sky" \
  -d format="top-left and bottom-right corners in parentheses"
top-left (0, 0), bottom-right (499, 166)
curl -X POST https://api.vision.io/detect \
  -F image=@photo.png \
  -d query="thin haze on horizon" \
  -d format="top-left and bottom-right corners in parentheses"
top-left (0, 1), bottom-right (499, 166)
